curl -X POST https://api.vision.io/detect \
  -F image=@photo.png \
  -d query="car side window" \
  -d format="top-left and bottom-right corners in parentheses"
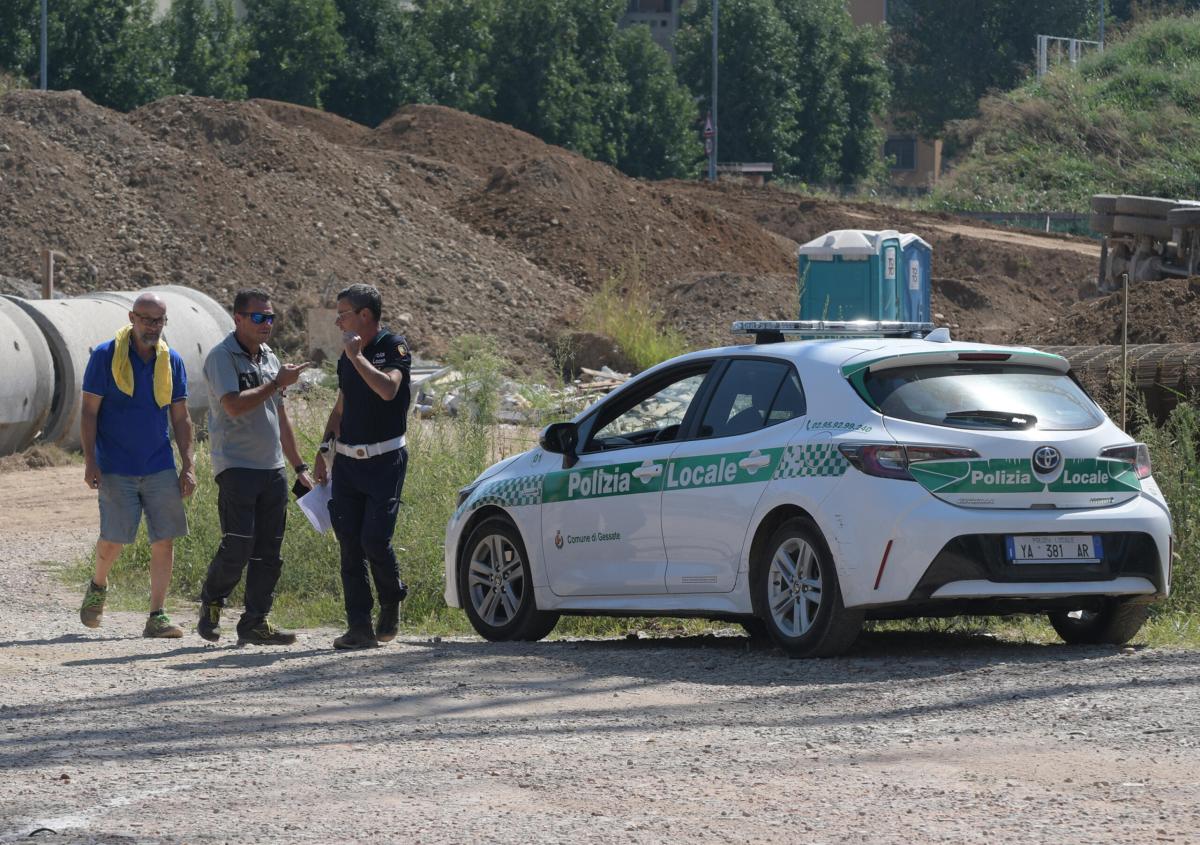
top-left (698, 359), bottom-right (797, 439)
top-left (767, 370), bottom-right (806, 423)
top-left (585, 367), bottom-right (710, 452)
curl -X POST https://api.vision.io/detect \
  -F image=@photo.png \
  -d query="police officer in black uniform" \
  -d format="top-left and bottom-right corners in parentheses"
top-left (313, 284), bottom-right (412, 650)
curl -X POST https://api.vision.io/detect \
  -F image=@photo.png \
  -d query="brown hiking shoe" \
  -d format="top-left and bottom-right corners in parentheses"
top-left (237, 620), bottom-right (297, 646)
top-left (79, 581), bottom-right (107, 628)
top-left (143, 613), bottom-right (184, 639)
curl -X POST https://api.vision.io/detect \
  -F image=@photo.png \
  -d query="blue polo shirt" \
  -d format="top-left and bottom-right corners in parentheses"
top-left (82, 340), bottom-right (188, 476)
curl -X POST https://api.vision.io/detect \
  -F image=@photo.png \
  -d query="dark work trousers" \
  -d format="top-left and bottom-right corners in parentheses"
top-left (199, 467), bottom-right (289, 634)
top-left (329, 447), bottom-right (408, 629)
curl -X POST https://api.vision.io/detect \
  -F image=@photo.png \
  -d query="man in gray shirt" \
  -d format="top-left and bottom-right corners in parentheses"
top-left (197, 288), bottom-right (313, 645)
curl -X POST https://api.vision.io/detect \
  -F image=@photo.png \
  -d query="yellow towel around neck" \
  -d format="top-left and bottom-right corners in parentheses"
top-left (112, 324), bottom-right (173, 408)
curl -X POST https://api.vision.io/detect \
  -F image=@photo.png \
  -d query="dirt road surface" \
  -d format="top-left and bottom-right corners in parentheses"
top-left (1, 466), bottom-right (1198, 843)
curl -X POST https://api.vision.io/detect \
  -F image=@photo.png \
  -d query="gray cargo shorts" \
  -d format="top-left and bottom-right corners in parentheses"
top-left (98, 469), bottom-right (189, 544)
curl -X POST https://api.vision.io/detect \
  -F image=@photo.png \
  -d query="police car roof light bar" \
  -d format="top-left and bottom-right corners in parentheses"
top-left (731, 320), bottom-right (938, 344)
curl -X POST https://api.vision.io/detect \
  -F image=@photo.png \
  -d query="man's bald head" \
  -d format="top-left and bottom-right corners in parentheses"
top-left (132, 292), bottom-right (166, 312)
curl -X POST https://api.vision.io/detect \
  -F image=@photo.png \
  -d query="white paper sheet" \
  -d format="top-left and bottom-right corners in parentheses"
top-left (296, 481), bottom-right (333, 534)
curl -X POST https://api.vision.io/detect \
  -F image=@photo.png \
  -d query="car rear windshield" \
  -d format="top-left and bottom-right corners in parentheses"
top-left (862, 363), bottom-right (1104, 431)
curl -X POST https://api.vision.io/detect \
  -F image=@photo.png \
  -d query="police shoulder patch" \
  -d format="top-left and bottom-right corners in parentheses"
top-left (396, 343), bottom-right (408, 358)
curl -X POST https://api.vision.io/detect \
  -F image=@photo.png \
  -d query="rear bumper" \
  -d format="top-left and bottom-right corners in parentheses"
top-left (836, 489), bottom-right (1172, 609)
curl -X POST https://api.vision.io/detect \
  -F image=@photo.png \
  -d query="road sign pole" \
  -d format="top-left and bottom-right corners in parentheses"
top-left (709, 0), bottom-right (718, 182)
top-left (40, 0), bottom-right (48, 91)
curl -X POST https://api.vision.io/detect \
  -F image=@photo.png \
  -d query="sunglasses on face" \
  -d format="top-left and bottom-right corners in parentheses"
top-left (239, 312), bottom-right (276, 325)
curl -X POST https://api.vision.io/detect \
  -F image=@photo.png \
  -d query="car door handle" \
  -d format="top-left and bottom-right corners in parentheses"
top-left (739, 453), bottom-right (771, 472)
top-left (632, 463), bottom-right (662, 482)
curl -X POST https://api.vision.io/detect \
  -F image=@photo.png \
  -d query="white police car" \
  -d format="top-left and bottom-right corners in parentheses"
top-left (444, 321), bottom-right (1172, 657)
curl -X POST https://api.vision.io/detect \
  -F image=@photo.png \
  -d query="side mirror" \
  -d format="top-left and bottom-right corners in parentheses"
top-left (539, 422), bottom-right (579, 468)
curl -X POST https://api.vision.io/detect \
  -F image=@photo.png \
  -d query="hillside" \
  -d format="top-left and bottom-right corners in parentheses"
top-left (0, 88), bottom-right (1162, 372)
top-left (929, 14), bottom-right (1200, 212)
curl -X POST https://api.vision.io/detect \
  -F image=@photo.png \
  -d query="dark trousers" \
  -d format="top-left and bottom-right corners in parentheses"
top-left (200, 467), bottom-right (288, 634)
top-left (329, 447), bottom-right (407, 629)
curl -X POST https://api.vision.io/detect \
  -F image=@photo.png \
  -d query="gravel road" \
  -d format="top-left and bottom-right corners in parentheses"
top-left (1, 466), bottom-right (1198, 844)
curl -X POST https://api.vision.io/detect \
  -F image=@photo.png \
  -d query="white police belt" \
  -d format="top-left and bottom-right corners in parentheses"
top-left (334, 435), bottom-right (406, 459)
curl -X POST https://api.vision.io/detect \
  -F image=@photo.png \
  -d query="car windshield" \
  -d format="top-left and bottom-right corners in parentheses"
top-left (862, 363), bottom-right (1103, 431)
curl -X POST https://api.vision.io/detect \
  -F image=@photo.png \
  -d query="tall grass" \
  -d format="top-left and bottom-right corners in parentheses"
top-left (1138, 398), bottom-right (1200, 613)
top-left (582, 268), bottom-right (690, 373)
top-left (927, 14), bottom-right (1200, 212)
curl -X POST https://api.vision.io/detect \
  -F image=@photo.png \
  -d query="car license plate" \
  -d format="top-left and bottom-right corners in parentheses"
top-left (1006, 535), bottom-right (1103, 564)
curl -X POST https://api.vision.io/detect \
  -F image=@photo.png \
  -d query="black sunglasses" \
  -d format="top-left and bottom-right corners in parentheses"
top-left (239, 312), bottom-right (276, 325)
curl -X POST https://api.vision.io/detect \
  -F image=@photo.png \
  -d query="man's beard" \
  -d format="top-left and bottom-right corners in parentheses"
top-left (138, 331), bottom-right (160, 347)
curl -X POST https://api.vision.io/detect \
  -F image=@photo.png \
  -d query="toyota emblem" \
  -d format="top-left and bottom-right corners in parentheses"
top-left (1032, 446), bottom-right (1061, 473)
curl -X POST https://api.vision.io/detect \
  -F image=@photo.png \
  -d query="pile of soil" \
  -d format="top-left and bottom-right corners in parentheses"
top-left (1014, 278), bottom-right (1200, 346)
top-left (2, 88), bottom-right (1192, 372)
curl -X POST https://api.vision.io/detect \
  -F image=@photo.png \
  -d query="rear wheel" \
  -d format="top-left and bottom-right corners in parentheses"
top-left (1048, 599), bottom-right (1150, 645)
top-left (459, 517), bottom-right (559, 642)
top-left (751, 517), bottom-right (862, 658)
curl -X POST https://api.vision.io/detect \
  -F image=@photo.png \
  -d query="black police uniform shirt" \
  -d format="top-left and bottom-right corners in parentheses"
top-left (337, 330), bottom-right (412, 445)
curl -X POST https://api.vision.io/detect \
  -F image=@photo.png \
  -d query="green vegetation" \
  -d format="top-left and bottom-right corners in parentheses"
top-left (581, 271), bottom-right (690, 373)
top-left (675, 0), bottom-right (889, 185)
top-left (928, 13), bottom-right (1200, 212)
top-left (162, 0), bottom-right (253, 100)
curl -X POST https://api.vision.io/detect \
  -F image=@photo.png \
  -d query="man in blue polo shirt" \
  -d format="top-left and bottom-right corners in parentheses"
top-left (79, 292), bottom-right (194, 638)
top-left (313, 284), bottom-right (412, 650)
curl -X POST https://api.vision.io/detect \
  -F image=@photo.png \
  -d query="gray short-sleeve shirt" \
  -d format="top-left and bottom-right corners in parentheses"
top-left (205, 333), bottom-right (284, 476)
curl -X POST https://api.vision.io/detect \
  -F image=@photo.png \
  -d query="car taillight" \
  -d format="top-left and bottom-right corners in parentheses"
top-left (1100, 443), bottom-right (1153, 479)
top-left (838, 444), bottom-right (980, 481)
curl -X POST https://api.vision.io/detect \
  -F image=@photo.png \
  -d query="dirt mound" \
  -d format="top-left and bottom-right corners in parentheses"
top-left (0, 90), bottom-right (574, 368)
top-left (660, 272), bottom-right (799, 350)
top-left (251, 98), bottom-right (374, 147)
top-left (458, 154), bottom-right (795, 289)
top-left (370, 105), bottom-right (552, 179)
top-left (1015, 278), bottom-right (1200, 346)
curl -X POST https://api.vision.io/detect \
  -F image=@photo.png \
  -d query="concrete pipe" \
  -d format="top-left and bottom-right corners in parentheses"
top-left (0, 297), bottom-right (55, 456)
top-left (148, 284), bottom-right (233, 331)
top-left (0, 295), bottom-right (131, 449)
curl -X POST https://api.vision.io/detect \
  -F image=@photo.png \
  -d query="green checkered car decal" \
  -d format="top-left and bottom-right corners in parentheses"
top-left (772, 444), bottom-right (849, 479)
top-left (467, 474), bottom-right (542, 511)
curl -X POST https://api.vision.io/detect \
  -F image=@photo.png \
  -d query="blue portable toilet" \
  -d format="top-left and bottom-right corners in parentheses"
top-left (798, 229), bottom-right (931, 323)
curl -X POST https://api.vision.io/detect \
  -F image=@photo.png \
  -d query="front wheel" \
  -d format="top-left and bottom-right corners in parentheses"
top-left (459, 517), bottom-right (559, 642)
top-left (1048, 599), bottom-right (1150, 645)
top-left (751, 517), bottom-right (862, 658)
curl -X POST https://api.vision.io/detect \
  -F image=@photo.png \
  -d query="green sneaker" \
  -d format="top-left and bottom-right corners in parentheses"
top-left (237, 620), bottom-right (297, 646)
top-left (143, 612), bottom-right (183, 639)
top-left (197, 602), bottom-right (222, 642)
top-left (79, 581), bottom-right (107, 628)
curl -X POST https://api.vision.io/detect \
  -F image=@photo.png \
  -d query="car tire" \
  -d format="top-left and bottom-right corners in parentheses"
top-left (750, 517), bottom-right (862, 658)
top-left (459, 517), bottom-right (559, 642)
top-left (1048, 599), bottom-right (1150, 645)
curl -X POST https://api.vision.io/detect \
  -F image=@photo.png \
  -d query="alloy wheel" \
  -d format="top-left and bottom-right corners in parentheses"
top-left (767, 536), bottom-right (823, 638)
top-left (467, 533), bottom-right (526, 627)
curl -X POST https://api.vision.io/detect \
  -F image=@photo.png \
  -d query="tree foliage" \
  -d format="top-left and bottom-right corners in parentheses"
top-left (323, 0), bottom-right (414, 126)
top-left (675, 0), bottom-right (889, 184)
top-left (0, 0), bottom-right (171, 110)
top-left (163, 0), bottom-right (253, 100)
top-left (888, 0), bottom-right (1099, 136)
top-left (245, 0), bottom-right (346, 108)
top-left (613, 25), bottom-right (699, 179)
